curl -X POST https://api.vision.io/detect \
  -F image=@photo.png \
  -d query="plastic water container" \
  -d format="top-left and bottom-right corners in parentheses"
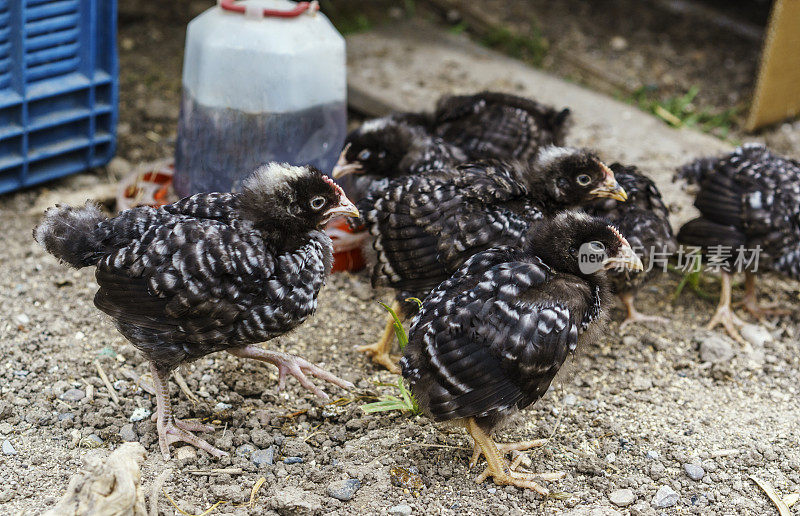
top-left (173, 0), bottom-right (346, 196)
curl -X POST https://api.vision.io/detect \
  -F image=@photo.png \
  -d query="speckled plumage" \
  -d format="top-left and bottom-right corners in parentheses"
top-left (34, 165), bottom-right (349, 373)
top-left (334, 92), bottom-right (570, 202)
top-left (676, 143), bottom-right (800, 275)
top-left (400, 213), bottom-right (628, 433)
top-left (355, 149), bottom-right (624, 309)
top-left (588, 163), bottom-right (676, 296)
top-left (34, 164), bottom-right (357, 459)
top-left (432, 91), bottom-right (570, 163)
top-left (92, 207), bottom-right (331, 372)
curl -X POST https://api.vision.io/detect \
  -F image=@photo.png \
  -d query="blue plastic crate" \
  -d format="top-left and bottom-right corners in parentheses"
top-left (0, 0), bottom-right (118, 194)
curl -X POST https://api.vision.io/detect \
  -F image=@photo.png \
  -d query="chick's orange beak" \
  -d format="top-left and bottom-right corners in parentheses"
top-left (589, 163), bottom-right (628, 202)
top-left (321, 174), bottom-right (360, 219)
top-left (325, 195), bottom-right (359, 219)
top-left (331, 144), bottom-right (363, 179)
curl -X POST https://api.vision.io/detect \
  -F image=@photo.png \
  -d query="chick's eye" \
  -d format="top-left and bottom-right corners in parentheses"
top-left (577, 174), bottom-right (592, 186)
top-left (568, 246), bottom-right (578, 256)
top-left (588, 241), bottom-right (605, 252)
top-left (358, 149), bottom-right (371, 161)
top-left (310, 196), bottom-right (326, 210)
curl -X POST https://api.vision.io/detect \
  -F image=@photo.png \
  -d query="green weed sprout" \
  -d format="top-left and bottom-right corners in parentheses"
top-left (361, 300), bottom-right (421, 415)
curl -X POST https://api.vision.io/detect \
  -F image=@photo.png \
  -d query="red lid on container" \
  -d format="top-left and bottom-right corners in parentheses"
top-left (218, 0), bottom-right (319, 18)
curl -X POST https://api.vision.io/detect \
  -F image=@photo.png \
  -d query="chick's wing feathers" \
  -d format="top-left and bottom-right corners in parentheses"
top-left (165, 192), bottom-right (242, 223)
top-left (357, 166), bottom-right (534, 293)
top-left (404, 254), bottom-right (582, 423)
top-left (94, 208), bottom-right (328, 352)
top-left (433, 92), bottom-right (569, 161)
top-left (94, 217), bottom-right (273, 335)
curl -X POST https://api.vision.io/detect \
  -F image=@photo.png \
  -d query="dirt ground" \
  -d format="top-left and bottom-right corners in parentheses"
top-left (2, 1), bottom-right (800, 515)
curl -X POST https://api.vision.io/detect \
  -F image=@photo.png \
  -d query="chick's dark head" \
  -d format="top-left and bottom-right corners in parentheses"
top-left (240, 163), bottom-right (358, 233)
top-left (532, 146), bottom-right (628, 206)
top-left (528, 212), bottom-right (643, 278)
top-left (332, 118), bottom-right (417, 179)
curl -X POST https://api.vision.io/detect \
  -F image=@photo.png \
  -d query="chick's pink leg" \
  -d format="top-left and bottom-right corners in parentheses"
top-left (150, 363), bottom-right (227, 460)
top-left (228, 345), bottom-right (353, 399)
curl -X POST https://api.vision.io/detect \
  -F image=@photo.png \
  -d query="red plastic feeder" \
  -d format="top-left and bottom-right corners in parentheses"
top-left (326, 218), bottom-right (367, 273)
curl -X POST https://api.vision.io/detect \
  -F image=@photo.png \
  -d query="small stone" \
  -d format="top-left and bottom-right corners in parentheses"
top-left (60, 388), bottom-right (85, 402)
top-left (281, 438), bottom-right (313, 457)
top-left (611, 36), bottom-right (628, 50)
top-left (214, 402), bottom-right (232, 411)
top-left (82, 434), bottom-right (103, 447)
top-left (283, 456), bottom-right (303, 464)
top-left (326, 478), bottom-right (361, 501)
top-left (0, 402), bottom-right (12, 420)
top-left (684, 463), bottom-right (705, 480)
top-left (632, 376), bottom-right (653, 391)
top-left (129, 407), bottom-right (151, 422)
top-left (646, 450), bottom-right (659, 460)
top-left (563, 394), bottom-right (577, 405)
top-left (107, 157), bottom-right (132, 179)
top-left (699, 335), bottom-right (735, 363)
top-left (649, 462), bottom-right (666, 479)
top-left (236, 443), bottom-right (256, 457)
top-left (609, 488), bottom-right (635, 507)
top-left (75, 331), bottom-right (86, 340)
top-left (250, 428), bottom-right (273, 447)
top-left (2, 440), bottom-right (16, 455)
top-left (273, 486), bottom-right (322, 516)
top-left (119, 424), bottom-right (137, 442)
top-left (251, 446), bottom-right (274, 467)
top-left (176, 446), bottom-right (196, 462)
top-left (388, 504), bottom-right (413, 516)
top-left (622, 335), bottom-right (637, 347)
top-left (143, 98), bottom-right (179, 120)
top-left (14, 313), bottom-right (29, 325)
top-left (58, 413), bottom-right (74, 422)
top-left (653, 485), bottom-right (679, 508)
top-left (740, 324), bottom-right (772, 347)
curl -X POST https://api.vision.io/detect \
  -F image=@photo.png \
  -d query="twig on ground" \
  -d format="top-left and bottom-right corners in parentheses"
top-left (187, 468), bottom-right (243, 476)
top-left (749, 475), bottom-right (791, 516)
top-left (173, 370), bottom-right (200, 404)
top-left (149, 468), bottom-right (172, 516)
top-left (162, 489), bottom-right (227, 516)
top-left (94, 360), bottom-right (120, 404)
top-left (236, 477), bottom-right (266, 508)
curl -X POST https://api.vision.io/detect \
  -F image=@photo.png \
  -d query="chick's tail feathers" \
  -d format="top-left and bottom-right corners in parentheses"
top-left (675, 156), bottom-right (720, 184)
top-left (33, 203), bottom-right (107, 268)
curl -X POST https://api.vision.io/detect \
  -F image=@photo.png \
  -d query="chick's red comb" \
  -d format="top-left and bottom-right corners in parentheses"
top-left (599, 162), bottom-right (615, 180)
top-left (322, 174), bottom-right (346, 197)
top-left (607, 224), bottom-right (631, 248)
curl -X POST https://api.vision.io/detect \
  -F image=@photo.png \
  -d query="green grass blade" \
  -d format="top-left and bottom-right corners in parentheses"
top-left (379, 301), bottom-right (409, 350)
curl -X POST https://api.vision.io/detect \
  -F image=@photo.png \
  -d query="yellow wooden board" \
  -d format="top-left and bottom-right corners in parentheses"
top-left (747, 0), bottom-right (800, 130)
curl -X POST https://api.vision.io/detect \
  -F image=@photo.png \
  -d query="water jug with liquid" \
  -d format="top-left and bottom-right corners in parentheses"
top-left (174, 0), bottom-right (346, 196)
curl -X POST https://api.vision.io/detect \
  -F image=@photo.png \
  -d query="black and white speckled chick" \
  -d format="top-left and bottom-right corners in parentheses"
top-left (675, 143), bottom-right (800, 343)
top-left (432, 91), bottom-right (570, 162)
top-left (332, 115), bottom-right (467, 200)
top-left (400, 212), bottom-right (642, 493)
top-left (332, 92), bottom-right (569, 199)
top-left (587, 163), bottom-right (677, 327)
top-left (353, 147), bottom-right (628, 372)
top-left (34, 163), bottom-right (358, 459)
